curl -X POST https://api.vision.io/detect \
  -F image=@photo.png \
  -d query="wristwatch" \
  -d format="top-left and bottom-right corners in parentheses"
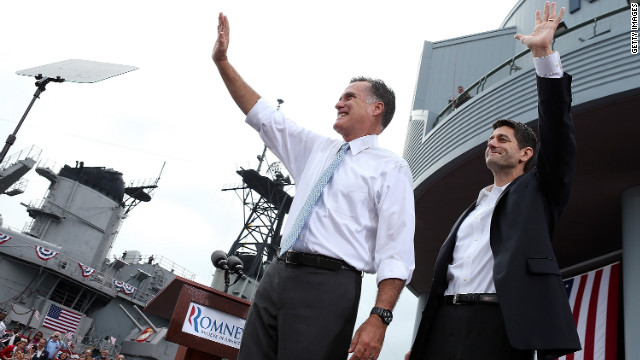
top-left (370, 306), bottom-right (393, 325)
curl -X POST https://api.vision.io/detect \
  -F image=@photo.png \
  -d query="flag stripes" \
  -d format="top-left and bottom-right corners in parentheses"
top-left (559, 262), bottom-right (619, 360)
top-left (42, 303), bottom-right (82, 334)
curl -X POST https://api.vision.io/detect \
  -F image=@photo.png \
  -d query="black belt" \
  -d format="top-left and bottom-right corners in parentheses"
top-left (278, 251), bottom-right (359, 273)
top-left (444, 293), bottom-right (499, 305)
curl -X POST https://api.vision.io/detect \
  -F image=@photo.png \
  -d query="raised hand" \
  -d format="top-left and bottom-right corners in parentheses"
top-left (212, 12), bottom-right (230, 64)
top-left (514, 1), bottom-right (565, 57)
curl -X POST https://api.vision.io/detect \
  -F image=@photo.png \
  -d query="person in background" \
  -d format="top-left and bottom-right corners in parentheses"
top-left (93, 349), bottom-right (109, 360)
top-left (27, 339), bottom-right (48, 360)
top-left (26, 331), bottom-right (43, 348)
top-left (11, 351), bottom-right (23, 360)
top-left (1, 340), bottom-right (26, 360)
top-left (44, 333), bottom-right (64, 360)
top-left (7, 328), bottom-right (23, 346)
top-left (0, 312), bottom-right (7, 335)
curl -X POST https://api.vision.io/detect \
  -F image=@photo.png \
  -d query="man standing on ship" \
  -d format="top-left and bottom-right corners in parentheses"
top-left (407, 2), bottom-right (581, 359)
top-left (212, 12), bottom-right (415, 360)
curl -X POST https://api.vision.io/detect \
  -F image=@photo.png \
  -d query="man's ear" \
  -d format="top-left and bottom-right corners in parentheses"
top-left (520, 147), bottom-right (534, 163)
top-left (371, 101), bottom-right (384, 117)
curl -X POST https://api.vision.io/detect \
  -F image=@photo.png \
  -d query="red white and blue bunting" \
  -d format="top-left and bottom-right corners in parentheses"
top-left (113, 279), bottom-right (137, 295)
top-left (113, 280), bottom-right (124, 291)
top-left (0, 232), bottom-right (12, 244)
top-left (122, 283), bottom-right (137, 295)
top-left (35, 245), bottom-right (59, 261)
top-left (77, 262), bottom-right (96, 278)
top-left (2, 232), bottom-right (141, 298)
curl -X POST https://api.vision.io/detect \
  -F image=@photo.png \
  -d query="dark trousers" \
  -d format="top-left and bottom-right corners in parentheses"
top-left (421, 303), bottom-right (534, 360)
top-left (237, 258), bottom-right (362, 360)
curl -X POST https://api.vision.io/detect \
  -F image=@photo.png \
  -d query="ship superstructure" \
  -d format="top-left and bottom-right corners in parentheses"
top-left (0, 153), bottom-right (192, 359)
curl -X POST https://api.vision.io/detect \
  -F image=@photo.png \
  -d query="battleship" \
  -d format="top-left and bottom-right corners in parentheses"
top-left (0, 137), bottom-right (293, 360)
top-left (0, 145), bottom-right (191, 359)
top-left (0, 53), bottom-right (292, 358)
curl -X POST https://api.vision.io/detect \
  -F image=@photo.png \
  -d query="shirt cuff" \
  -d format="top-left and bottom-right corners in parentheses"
top-left (533, 51), bottom-right (563, 78)
top-left (245, 97), bottom-right (270, 131)
top-left (376, 259), bottom-right (414, 285)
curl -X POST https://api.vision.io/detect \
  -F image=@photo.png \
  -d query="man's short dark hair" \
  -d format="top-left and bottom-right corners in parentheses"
top-left (350, 76), bottom-right (395, 131)
top-left (493, 119), bottom-right (539, 172)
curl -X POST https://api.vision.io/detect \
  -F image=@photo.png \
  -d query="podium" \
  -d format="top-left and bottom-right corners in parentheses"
top-left (145, 277), bottom-right (251, 360)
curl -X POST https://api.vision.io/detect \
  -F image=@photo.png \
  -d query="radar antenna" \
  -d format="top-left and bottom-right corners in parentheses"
top-left (123, 162), bottom-right (165, 214)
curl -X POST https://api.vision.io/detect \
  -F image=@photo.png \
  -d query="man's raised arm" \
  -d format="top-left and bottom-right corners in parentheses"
top-left (212, 12), bottom-right (260, 115)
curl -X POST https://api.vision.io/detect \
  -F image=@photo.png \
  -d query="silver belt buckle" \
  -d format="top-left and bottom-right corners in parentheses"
top-left (284, 251), bottom-right (295, 264)
top-left (452, 294), bottom-right (462, 305)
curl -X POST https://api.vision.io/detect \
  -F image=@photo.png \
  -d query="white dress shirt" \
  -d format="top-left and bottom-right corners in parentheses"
top-left (445, 184), bottom-right (506, 295)
top-left (445, 52), bottom-right (564, 295)
top-left (246, 99), bottom-right (415, 284)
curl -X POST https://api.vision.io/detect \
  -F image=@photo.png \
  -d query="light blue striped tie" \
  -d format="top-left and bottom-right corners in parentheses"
top-left (279, 143), bottom-right (350, 255)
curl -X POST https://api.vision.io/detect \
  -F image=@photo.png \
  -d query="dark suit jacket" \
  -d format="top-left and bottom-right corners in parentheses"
top-left (30, 349), bottom-right (49, 360)
top-left (410, 74), bottom-right (581, 359)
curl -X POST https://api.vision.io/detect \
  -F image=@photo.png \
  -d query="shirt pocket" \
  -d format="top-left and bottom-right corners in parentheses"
top-left (325, 187), bottom-right (370, 219)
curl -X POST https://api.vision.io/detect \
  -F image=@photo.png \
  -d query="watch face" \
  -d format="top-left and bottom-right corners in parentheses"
top-left (384, 312), bottom-right (392, 322)
top-left (382, 310), bottom-right (392, 323)
top-left (372, 307), bottom-right (392, 324)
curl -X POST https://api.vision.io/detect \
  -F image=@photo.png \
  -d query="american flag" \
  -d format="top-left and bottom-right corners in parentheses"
top-left (557, 262), bottom-right (620, 360)
top-left (42, 303), bottom-right (82, 334)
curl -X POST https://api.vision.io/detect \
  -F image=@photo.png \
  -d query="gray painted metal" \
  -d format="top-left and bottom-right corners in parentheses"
top-left (405, 8), bottom-right (636, 188)
top-left (412, 28), bottom-right (517, 134)
top-left (0, 162), bottom-right (188, 360)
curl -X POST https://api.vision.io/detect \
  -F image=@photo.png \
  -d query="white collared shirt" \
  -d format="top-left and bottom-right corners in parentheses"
top-left (246, 99), bottom-right (415, 284)
top-left (445, 184), bottom-right (506, 295)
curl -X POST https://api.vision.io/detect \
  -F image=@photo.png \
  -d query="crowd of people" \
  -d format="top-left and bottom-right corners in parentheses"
top-left (0, 322), bottom-right (122, 360)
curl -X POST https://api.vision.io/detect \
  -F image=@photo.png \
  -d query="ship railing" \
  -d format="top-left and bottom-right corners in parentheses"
top-left (21, 198), bottom-right (48, 236)
top-left (4, 178), bottom-right (28, 196)
top-left (126, 177), bottom-right (158, 188)
top-left (35, 158), bottom-right (61, 174)
top-left (431, 5), bottom-right (630, 129)
top-left (0, 233), bottom-right (165, 303)
top-left (0, 145), bottom-right (42, 172)
top-left (141, 254), bottom-right (196, 280)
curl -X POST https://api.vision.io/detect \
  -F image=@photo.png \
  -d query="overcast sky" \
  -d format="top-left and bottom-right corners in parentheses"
top-left (1, 1), bottom-right (520, 358)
